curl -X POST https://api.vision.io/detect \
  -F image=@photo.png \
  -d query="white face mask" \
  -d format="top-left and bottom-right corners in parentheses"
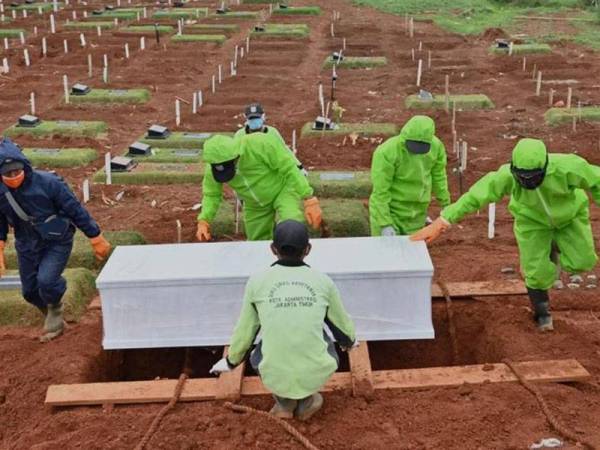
top-left (247, 117), bottom-right (265, 131)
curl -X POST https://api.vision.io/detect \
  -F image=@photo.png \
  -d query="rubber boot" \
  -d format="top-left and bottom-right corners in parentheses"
top-left (294, 393), bottom-right (323, 421)
top-left (40, 301), bottom-right (65, 343)
top-left (527, 288), bottom-right (553, 332)
top-left (270, 396), bottom-right (297, 419)
top-left (35, 305), bottom-right (48, 317)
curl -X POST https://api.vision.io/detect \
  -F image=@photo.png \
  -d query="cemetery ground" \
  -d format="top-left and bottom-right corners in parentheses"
top-left (2, 0), bottom-right (600, 448)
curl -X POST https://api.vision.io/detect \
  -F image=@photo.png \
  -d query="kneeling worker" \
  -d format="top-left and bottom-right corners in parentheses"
top-left (196, 134), bottom-right (322, 241)
top-left (210, 220), bottom-right (356, 420)
top-left (0, 138), bottom-right (111, 342)
top-left (411, 138), bottom-right (600, 331)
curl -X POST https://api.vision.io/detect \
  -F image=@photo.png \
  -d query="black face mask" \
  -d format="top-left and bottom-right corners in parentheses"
top-left (511, 156), bottom-right (548, 190)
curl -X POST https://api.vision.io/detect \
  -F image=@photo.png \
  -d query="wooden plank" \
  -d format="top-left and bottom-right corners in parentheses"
top-left (432, 280), bottom-right (526, 298)
top-left (45, 359), bottom-right (590, 407)
top-left (348, 342), bottom-right (374, 398)
top-left (214, 346), bottom-right (245, 401)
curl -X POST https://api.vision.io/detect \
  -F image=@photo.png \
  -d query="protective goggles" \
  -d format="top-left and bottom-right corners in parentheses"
top-left (510, 156), bottom-right (548, 190)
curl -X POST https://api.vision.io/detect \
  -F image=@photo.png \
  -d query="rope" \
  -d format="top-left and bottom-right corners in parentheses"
top-left (503, 359), bottom-right (597, 450)
top-left (224, 402), bottom-right (321, 450)
top-left (134, 373), bottom-right (189, 450)
top-left (437, 281), bottom-right (460, 364)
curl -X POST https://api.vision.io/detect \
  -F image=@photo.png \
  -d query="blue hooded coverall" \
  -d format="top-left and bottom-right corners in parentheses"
top-left (0, 138), bottom-right (101, 309)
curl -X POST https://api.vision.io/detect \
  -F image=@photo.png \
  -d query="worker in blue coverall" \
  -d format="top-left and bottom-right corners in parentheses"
top-left (0, 138), bottom-right (111, 342)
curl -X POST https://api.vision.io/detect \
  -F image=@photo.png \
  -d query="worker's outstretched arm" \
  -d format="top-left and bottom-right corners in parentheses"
top-left (564, 154), bottom-right (600, 205)
top-left (263, 138), bottom-right (313, 199)
top-left (369, 144), bottom-right (397, 229)
top-left (324, 279), bottom-right (356, 349)
top-left (197, 165), bottom-right (224, 224)
top-left (227, 280), bottom-right (261, 366)
top-left (431, 139), bottom-right (451, 207)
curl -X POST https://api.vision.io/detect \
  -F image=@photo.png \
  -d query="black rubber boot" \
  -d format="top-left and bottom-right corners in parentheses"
top-left (527, 288), bottom-right (553, 332)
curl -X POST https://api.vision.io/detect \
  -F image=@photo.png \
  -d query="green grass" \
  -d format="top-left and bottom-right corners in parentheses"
top-left (139, 131), bottom-right (232, 149)
top-left (64, 21), bottom-right (116, 30)
top-left (323, 56), bottom-right (387, 69)
top-left (301, 122), bottom-right (398, 138)
top-left (251, 23), bottom-right (310, 38)
top-left (93, 163), bottom-right (203, 184)
top-left (272, 6), bottom-right (321, 15)
top-left (119, 25), bottom-right (175, 34)
top-left (152, 8), bottom-right (208, 19)
top-left (243, 0), bottom-right (279, 3)
top-left (209, 11), bottom-right (258, 19)
top-left (90, 9), bottom-right (141, 20)
top-left (186, 23), bottom-right (239, 33)
top-left (405, 94), bottom-right (495, 111)
top-left (68, 88), bottom-right (151, 105)
top-left (126, 147), bottom-right (201, 163)
top-left (171, 34), bottom-right (227, 43)
top-left (4, 120), bottom-right (107, 138)
top-left (309, 171), bottom-right (371, 199)
top-left (570, 13), bottom-right (600, 50)
top-left (9, 2), bottom-right (58, 11)
top-left (23, 147), bottom-right (98, 168)
top-left (5, 231), bottom-right (146, 271)
top-left (490, 43), bottom-right (552, 54)
top-left (545, 106), bottom-right (600, 125)
top-left (0, 29), bottom-right (26, 38)
top-left (211, 198), bottom-right (369, 237)
top-left (0, 268), bottom-right (95, 326)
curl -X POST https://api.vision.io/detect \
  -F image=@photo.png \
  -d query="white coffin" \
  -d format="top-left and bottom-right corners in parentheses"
top-left (97, 237), bottom-right (434, 349)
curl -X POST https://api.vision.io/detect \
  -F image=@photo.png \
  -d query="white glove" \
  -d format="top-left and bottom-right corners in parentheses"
top-left (209, 358), bottom-right (232, 375)
top-left (381, 226), bottom-right (396, 237)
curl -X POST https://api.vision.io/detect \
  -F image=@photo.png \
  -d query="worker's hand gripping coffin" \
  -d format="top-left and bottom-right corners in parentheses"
top-left (96, 237), bottom-right (434, 349)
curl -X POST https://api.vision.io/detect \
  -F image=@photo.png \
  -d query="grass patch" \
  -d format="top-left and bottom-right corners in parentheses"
top-left (405, 94), bottom-right (494, 111)
top-left (93, 163), bottom-right (203, 185)
top-left (490, 43), bottom-right (552, 54)
top-left (152, 8), bottom-right (208, 19)
top-left (272, 6), bottom-right (321, 15)
top-left (545, 107), bottom-right (600, 125)
top-left (23, 147), bottom-right (98, 168)
top-left (90, 9), bottom-right (141, 20)
top-left (0, 268), bottom-right (95, 326)
top-left (64, 21), bottom-right (116, 30)
top-left (120, 25), bottom-right (174, 34)
top-left (5, 230), bottom-right (146, 271)
top-left (186, 23), bottom-right (239, 33)
top-left (9, 2), bottom-right (58, 11)
top-left (251, 23), bottom-right (310, 38)
top-left (139, 131), bottom-right (232, 149)
top-left (69, 88), bottom-right (150, 105)
top-left (209, 11), bottom-right (258, 19)
top-left (0, 29), bottom-right (25, 38)
top-left (126, 147), bottom-right (201, 163)
top-left (309, 171), bottom-right (371, 199)
top-left (171, 34), bottom-right (227, 43)
top-left (323, 56), bottom-right (387, 69)
top-left (301, 122), bottom-right (398, 138)
top-left (4, 120), bottom-right (107, 138)
top-left (211, 198), bottom-right (369, 237)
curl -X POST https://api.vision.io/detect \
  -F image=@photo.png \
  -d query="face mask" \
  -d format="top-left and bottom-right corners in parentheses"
top-left (511, 157), bottom-right (548, 190)
top-left (247, 117), bottom-right (264, 131)
top-left (2, 170), bottom-right (25, 189)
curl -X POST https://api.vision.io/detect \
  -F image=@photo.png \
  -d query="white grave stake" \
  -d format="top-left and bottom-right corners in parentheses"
top-left (3, 37), bottom-right (7, 50)
top-left (330, 22), bottom-right (334, 37)
top-left (416, 59), bottom-right (422, 87)
top-left (124, 43), bottom-right (129, 59)
top-left (103, 66), bottom-right (108, 84)
top-left (50, 14), bottom-right (56, 33)
top-left (96, 25), bottom-right (102, 36)
top-left (567, 87), bottom-right (572, 109)
top-left (246, 36), bottom-right (249, 54)
top-left (230, 61), bottom-right (236, 76)
top-left (535, 70), bottom-right (542, 96)
top-left (63, 39), bottom-right (69, 54)
top-left (103, 54), bottom-right (108, 67)
top-left (30, 92), bottom-right (35, 115)
top-left (72, 10), bottom-right (77, 20)
top-left (83, 179), bottom-right (90, 203)
top-left (1, 58), bottom-right (8, 74)
top-left (211, 75), bottom-right (216, 93)
top-left (292, 129), bottom-right (297, 153)
top-left (87, 54), bottom-right (92, 77)
top-left (508, 42), bottom-right (513, 56)
top-left (234, 45), bottom-right (238, 67)
top-left (33, 26), bottom-right (38, 36)
top-left (80, 33), bottom-right (86, 47)
top-left (105, 153), bottom-right (112, 185)
top-left (192, 92), bottom-right (197, 114)
top-left (19, 31), bottom-right (25, 45)
top-left (23, 49), bottom-right (30, 67)
top-left (343, 37), bottom-right (346, 51)
top-left (427, 50), bottom-right (431, 69)
top-left (218, 64), bottom-right (222, 83)
top-left (42, 37), bottom-right (47, 56)
top-left (409, 17), bottom-right (414, 38)
top-left (175, 99), bottom-right (181, 126)
top-left (488, 203), bottom-right (496, 239)
top-left (63, 74), bottom-right (69, 103)
top-left (198, 90), bottom-right (203, 107)
top-left (140, 36), bottom-right (145, 50)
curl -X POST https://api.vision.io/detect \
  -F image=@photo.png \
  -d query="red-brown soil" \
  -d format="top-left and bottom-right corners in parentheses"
top-left (1, 0), bottom-right (600, 448)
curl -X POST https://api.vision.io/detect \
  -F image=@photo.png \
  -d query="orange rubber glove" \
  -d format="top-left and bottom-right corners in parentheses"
top-left (410, 217), bottom-right (450, 244)
top-left (196, 220), bottom-right (211, 242)
top-left (303, 197), bottom-right (322, 230)
top-left (90, 234), bottom-right (111, 261)
top-left (0, 241), bottom-right (5, 277)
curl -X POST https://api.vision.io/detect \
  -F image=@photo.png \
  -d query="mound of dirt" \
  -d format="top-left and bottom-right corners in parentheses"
top-left (481, 27), bottom-right (510, 40)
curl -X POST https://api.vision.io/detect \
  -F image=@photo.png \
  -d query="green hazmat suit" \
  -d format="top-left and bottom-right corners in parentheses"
top-left (441, 138), bottom-right (600, 290)
top-left (228, 262), bottom-right (356, 399)
top-left (198, 134), bottom-right (313, 241)
top-left (369, 115), bottom-right (451, 236)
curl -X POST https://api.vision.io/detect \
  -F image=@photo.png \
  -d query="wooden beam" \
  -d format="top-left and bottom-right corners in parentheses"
top-left (214, 346), bottom-right (245, 401)
top-left (348, 342), bottom-right (374, 398)
top-left (432, 280), bottom-right (526, 298)
top-left (45, 359), bottom-right (590, 407)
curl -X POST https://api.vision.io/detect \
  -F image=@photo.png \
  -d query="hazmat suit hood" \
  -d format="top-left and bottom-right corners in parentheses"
top-left (0, 137), bottom-right (32, 176)
top-left (511, 138), bottom-right (547, 170)
top-left (400, 116), bottom-right (435, 144)
top-left (202, 135), bottom-right (241, 165)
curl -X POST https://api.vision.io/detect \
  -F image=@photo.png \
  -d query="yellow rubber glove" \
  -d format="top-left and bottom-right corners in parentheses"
top-left (0, 241), bottom-right (5, 277)
top-left (196, 220), bottom-right (211, 242)
top-left (410, 217), bottom-right (450, 244)
top-left (303, 197), bottom-right (322, 230)
top-left (90, 234), bottom-right (111, 261)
